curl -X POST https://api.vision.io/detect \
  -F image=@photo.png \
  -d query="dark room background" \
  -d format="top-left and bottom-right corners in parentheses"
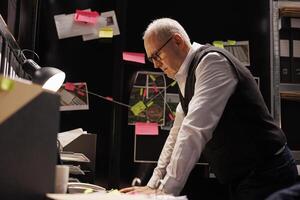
top-left (2, 0), bottom-right (296, 199)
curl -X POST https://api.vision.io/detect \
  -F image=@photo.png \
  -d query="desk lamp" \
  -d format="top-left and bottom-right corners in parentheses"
top-left (22, 59), bottom-right (65, 92)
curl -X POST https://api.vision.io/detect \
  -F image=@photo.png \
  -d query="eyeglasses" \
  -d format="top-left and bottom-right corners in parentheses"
top-left (147, 36), bottom-right (173, 63)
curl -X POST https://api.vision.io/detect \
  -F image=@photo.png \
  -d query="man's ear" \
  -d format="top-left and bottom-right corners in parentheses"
top-left (173, 34), bottom-right (182, 46)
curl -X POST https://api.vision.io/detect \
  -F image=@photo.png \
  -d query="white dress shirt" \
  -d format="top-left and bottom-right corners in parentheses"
top-left (147, 42), bottom-right (238, 195)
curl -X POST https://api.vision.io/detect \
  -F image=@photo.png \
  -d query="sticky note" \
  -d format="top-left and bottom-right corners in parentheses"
top-left (213, 41), bottom-right (224, 48)
top-left (99, 27), bottom-right (113, 38)
top-left (131, 101), bottom-right (146, 116)
top-left (135, 122), bottom-right (159, 135)
top-left (146, 101), bottom-right (154, 107)
top-left (0, 77), bottom-right (14, 91)
top-left (149, 75), bottom-right (156, 81)
top-left (74, 10), bottom-right (99, 24)
top-left (122, 52), bottom-right (145, 64)
top-left (168, 113), bottom-right (175, 121)
top-left (171, 81), bottom-right (177, 87)
top-left (65, 82), bottom-right (75, 91)
top-left (152, 85), bottom-right (158, 93)
top-left (106, 96), bottom-right (113, 101)
top-left (227, 40), bottom-right (236, 45)
top-left (140, 88), bottom-right (143, 96)
top-left (77, 90), bottom-right (85, 96)
top-left (84, 188), bottom-right (94, 194)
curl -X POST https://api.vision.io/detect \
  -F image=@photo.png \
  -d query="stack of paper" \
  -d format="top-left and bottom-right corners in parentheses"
top-left (58, 128), bottom-right (87, 148)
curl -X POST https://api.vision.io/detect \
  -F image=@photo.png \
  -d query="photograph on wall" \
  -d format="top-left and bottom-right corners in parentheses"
top-left (57, 82), bottom-right (89, 111)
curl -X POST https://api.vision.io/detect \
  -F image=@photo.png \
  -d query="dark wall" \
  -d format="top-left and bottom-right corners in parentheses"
top-left (7, 0), bottom-right (273, 197)
top-left (120, 0), bottom-right (271, 199)
top-left (35, 0), bottom-right (120, 184)
top-left (0, 1), bottom-right (8, 22)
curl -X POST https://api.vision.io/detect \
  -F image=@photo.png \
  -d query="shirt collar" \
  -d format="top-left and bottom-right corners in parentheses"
top-left (175, 42), bottom-right (202, 81)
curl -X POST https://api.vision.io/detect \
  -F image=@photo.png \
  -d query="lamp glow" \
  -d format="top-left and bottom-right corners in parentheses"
top-left (22, 59), bottom-right (65, 92)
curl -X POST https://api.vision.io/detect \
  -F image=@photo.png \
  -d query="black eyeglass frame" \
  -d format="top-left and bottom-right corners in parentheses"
top-left (147, 36), bottom-right (173, 63)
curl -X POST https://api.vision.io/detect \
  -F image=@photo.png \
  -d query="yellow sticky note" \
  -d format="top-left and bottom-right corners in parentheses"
top-left (146, 101), bottom-right (154, 107)
top-left (227, 40), bottom-right (236, 45)
top-left (171, 81), bottom-right (177, 87)
top-left (84, 188), bottom-right (94, 194)
top-left (140, 88), bottom-right (143, 96)
top-left (213, 41), bottom-right (224, 48)
top-left (0, 77), bottom-right (14, 91)
top-left (131, 101), bottom-right (146, 116)
top-left (107, 189), bottom-right (121, 195)
top-left (149, 75), bottom-right (156, 81)
top-left (99, 27), bottom-right (113, 38)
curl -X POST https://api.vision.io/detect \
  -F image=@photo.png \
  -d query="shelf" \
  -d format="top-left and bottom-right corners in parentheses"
top-left (280, 83), bottom-right (300, 101)
top-left (280, 83), bottom-right (300, 92)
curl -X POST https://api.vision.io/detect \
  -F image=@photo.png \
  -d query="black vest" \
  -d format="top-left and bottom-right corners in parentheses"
top-left (179, 45), bottom-right (286, 183)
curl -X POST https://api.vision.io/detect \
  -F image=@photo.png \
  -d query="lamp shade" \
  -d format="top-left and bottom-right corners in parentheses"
top-left (22, 59), bottom-right (65, 92)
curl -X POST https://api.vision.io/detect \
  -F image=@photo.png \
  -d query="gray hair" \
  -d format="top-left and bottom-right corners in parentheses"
top-left (143, 18), bottom-right (190, 44)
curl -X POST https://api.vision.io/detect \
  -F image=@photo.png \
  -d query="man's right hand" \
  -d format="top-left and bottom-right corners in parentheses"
top-left (120, 186), bottom-right (165, 195)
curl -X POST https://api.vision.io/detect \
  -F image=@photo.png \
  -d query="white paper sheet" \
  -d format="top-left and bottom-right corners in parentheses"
top-left (47, 192), bottom-right (188, 200)
top-left (57, 128), bottom-right (87, 147)
top-left (54, 13), bottom-right (95, 39)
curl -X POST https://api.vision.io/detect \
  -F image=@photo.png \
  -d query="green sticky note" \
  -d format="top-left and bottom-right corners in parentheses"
top-left (99, 27), bottom-right (113, 38)
top-left (227, 40), bottom-right (236, 45)
top-left (213, 41), bottom-right (224, 48)
top-left (171, 81), bottom-right (177, 87)
top-left (0, 77), bottom-right (14, 91)
top-left (146, 101), bottom-right (154, 107)
top-left (131, 101), bottom-right (146, 116)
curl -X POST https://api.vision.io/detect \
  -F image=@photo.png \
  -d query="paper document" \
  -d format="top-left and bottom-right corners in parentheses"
top-left (54, 12), bottom-right (95, 39)
top-left (82, 10), bottom-right (120, 41)
top-left (57, 128), bottom-right (87, 147)
top-left (47, 192), bottom-right (188, 200)
top-left (60, 152), bottom-right (90, 163)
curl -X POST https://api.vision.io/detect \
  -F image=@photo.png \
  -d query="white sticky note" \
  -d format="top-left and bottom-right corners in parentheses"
top-left (293, 40), bottom-right (300, 58)
top-left (280, 39), bottom-right (290, 57)
top-left (291, 18), bottom-right (300, 28)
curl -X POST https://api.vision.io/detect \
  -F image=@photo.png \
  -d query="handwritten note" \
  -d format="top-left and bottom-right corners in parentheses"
top-left (135, 122), bottom-right (158, 135)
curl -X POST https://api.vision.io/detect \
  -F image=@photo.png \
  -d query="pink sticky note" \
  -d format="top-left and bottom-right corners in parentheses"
top-left (106, 96), bottom-right (113, 101)
top-left (77, 90), bottom-right (86, 96)
top-left (135, 122), bottom-right (159, 135)
top-left (65, 82), bottom-right (75, 91)
top-left (152, 85), bottom-right (159, 93)
top-left (168, 113), bottom-right (175, 121)
top-left (74, 10), bottom-right (100, 24)
top-left (122, 52), bottom-right (145, 64)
